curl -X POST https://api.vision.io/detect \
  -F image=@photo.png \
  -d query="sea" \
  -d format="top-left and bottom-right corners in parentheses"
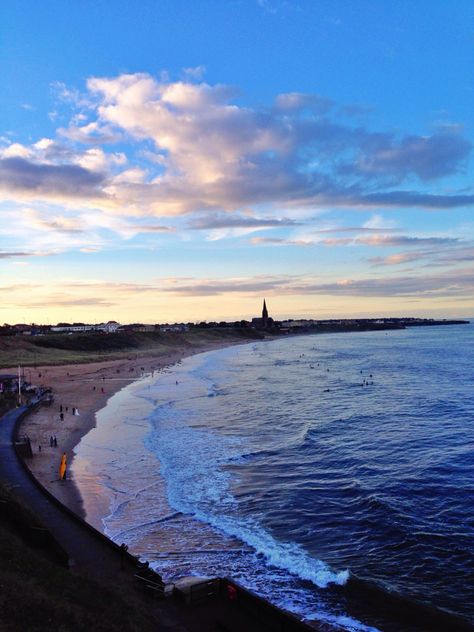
top-left (72, 323), bottom-right (474, 631)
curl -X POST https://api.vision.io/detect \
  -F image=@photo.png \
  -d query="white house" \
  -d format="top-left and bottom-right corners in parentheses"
top-left (51, 325), bottom-right (94, 333)
top-left (96, 321), bottom-right (121, 333)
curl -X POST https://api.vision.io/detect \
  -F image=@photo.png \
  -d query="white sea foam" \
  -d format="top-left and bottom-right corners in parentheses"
top-left (144, 394), bottom-right (349, 589)
top-left (193, 510), bottom-right (349, 588)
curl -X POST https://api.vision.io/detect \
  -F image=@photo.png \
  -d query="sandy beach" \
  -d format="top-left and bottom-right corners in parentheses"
top-left (12, 338), bottom-right (244, 521)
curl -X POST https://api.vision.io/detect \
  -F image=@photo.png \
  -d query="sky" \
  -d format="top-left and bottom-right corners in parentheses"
top-left (1, 0), bottom-right (473, 324)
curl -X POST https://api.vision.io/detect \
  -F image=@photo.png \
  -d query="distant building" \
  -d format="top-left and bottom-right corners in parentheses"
top-left (280, 319), bottom-right (318, 329)
top-left (158, 323), bottom-right (189, 333)
top-left (252, 299), bottom-right (274, 329)
top-left (51, 324), bottom-right (94, 333)
top-left (96, 321), bottom-right (120, 333)
top-left (51, 321), bottom-right (121, 334)
top-left (13, 324), bottom-right (33, 335)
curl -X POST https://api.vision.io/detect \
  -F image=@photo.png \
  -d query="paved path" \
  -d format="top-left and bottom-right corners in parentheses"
top-left (0, 404), bottom-right (127, 576)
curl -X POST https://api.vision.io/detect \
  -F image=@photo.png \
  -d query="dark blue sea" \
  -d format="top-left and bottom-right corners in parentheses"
top-left (74, 323), bottom-right (474, 631)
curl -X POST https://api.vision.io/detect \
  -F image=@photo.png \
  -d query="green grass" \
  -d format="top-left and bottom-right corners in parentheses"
top-left (0, 328), bottom-right (264, 369)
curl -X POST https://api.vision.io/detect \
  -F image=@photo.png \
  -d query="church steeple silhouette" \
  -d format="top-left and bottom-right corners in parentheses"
top-left (251, 298), bottom-right (273, 329)
top-left (262, 299), bottom-right (269, 327)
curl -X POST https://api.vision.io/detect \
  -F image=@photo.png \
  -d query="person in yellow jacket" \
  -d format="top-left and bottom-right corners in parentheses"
top-left (59, 453), bottom-right (67, 480)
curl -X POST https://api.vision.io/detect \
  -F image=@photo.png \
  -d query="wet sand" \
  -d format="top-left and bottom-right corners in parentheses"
top-left (13, 339), bottom-right (245, 520)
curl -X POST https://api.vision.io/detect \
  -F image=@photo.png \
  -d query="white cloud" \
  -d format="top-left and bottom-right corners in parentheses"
top-left (363, 214), bottom-right (397, 230)
top-left (2, 143), bottom-right (33, 158)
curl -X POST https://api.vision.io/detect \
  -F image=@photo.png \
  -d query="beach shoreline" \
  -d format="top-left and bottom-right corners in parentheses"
top-left (13, 337), bottom-right (251, 523)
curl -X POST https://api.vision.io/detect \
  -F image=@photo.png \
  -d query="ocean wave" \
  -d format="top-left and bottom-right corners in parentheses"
top-left (145, 419), bottom-right (349, 590)
top-left (198, 511), bottom-right (349, 588)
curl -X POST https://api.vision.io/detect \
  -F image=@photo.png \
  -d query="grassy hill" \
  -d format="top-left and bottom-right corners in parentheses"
top-left (0, 328), bottom-right (264, 369)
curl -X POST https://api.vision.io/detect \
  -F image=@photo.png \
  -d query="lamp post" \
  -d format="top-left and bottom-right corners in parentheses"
top-left (17, 365), bottom-right (21, 406)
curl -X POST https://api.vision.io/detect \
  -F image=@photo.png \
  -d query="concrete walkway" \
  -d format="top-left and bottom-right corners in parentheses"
top-left (1, 403), bottom-right (129, 577)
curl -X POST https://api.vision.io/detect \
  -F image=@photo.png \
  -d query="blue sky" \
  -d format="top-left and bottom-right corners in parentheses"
top-left (1, 0), bottom-right (473, 323)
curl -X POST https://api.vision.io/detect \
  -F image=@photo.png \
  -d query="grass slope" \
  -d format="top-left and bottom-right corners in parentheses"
top-left (0, 328), bottom-right (264, 369)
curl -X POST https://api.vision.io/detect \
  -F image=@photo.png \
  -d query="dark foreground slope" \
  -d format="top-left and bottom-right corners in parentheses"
top-left (0, 479), bottom-right (319, 632)
top-left (0, 483), bottom-right (162, 632)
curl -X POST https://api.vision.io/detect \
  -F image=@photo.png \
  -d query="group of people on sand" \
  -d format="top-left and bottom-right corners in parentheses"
top-left (32, 404), bottom-right (68, 480)
top-left (58, 404), bottom-right (80, 421)
top-left (53, 406), bottom-right (72, 479)
top-left (38, 434), bottom-right (59, 453)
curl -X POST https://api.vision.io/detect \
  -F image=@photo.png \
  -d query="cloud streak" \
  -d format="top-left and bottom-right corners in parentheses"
top-left (0, 156), bottom-right (106, 199)
top-left (0, 250), bottom-right (57, 259)
top-left (188, 214), bottom-right (301, 230)
top-left (326, 235), bottom-right (460, 247)
top-left (141, 271), bottom-right (474, 298)
top-left (250, 232), bottom-right (462, 249)
top-left (369, 245), bottom-right (474, 267)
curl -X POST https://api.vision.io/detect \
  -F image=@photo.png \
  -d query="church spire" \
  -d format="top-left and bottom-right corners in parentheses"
top-left (262, 299), bottom-right (268, 324)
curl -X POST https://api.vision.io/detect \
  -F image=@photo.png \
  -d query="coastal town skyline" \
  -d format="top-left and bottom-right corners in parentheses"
top-left (1, 298), bottom-right (470, 333)
top-left (1, 1), bottom-right (473, 323)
